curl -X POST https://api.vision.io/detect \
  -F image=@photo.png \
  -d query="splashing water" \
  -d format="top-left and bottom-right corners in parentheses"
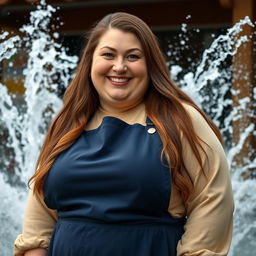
top-left (0, 1), bottom-right (78, 254)
top-left (0, 1), bottom-right (255, 255)
top-left (170, 16), bottom-right (256, 256)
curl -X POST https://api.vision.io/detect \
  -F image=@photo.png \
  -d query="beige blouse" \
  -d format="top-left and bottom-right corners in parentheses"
top-left (14, 103), bottom-right (234, 256)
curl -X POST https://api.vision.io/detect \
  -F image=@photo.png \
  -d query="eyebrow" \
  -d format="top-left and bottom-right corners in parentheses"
top-left (99, 46), bottom-right (143, 54)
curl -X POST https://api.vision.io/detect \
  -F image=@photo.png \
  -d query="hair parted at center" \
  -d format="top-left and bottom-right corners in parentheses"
top-left (30, 12), bottom-right (222, 201)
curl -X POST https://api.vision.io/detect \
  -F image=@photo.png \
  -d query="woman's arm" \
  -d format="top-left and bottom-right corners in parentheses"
top-left (14, 188), bottom-right (57, 256)
top-left (177, 105), bottom-right (234, 256)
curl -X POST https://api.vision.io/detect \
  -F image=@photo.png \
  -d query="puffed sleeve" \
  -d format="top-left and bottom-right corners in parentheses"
top-left (14, 188), bottom-right (57, 256)
top-left (176, 104), bottom-right (234, 256)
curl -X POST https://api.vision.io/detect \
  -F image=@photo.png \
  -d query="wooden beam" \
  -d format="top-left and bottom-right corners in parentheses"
top-left (0, 0), bottom-right (232, 33)
top-left (231, 0), bottom-right (255, 176)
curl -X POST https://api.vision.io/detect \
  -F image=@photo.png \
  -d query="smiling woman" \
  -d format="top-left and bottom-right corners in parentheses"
top-left (14, 12), bottom-right (234, 256)
top-left (91, 29), bottom-right (149, 112)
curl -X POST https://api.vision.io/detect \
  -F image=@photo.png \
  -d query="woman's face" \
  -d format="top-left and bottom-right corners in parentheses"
top-left (91, 28), bottom-right (149, 111)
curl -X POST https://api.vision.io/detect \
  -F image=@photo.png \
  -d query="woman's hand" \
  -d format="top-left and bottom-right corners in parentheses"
top-left (24, 248), bottom-right (47, 256)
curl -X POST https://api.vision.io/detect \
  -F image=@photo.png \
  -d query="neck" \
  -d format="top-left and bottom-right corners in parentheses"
top-left (85, 101), bottom-right (146, 131)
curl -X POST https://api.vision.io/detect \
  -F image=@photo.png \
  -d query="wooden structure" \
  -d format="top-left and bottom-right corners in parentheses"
top-left (226, 0), bottom-right (255, 174)
top-left (0, 0), bottom-right (233, 33)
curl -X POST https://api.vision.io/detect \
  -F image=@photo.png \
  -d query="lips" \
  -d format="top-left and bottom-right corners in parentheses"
top-left (107, 76), bottom-right (131, 86)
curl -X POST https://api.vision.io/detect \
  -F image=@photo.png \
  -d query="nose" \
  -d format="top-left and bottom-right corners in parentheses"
top-left (112, 59), bottom-right (127, 73)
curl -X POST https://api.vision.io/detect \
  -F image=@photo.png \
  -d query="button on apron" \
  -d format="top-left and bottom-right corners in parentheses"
top-left (147, 127), bottom-right (156, 134)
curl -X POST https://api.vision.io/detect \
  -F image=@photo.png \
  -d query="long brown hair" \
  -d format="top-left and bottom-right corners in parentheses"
top-left (30, 12), bottom-right (222, 201)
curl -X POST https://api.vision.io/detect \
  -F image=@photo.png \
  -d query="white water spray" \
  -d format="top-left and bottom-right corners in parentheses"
top-left (0, 1), bottom-right (78, 254)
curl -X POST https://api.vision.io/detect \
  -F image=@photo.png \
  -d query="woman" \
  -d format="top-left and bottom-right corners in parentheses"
top-left (14, 12), bottom-right (234, 256)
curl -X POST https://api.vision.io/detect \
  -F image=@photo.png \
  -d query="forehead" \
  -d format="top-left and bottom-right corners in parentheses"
top-left (95, 29), bottom-right (142, 51)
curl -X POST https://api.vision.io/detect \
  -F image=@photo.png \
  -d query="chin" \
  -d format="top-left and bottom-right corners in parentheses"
top-left (109, 94), bottom-right (130, 101)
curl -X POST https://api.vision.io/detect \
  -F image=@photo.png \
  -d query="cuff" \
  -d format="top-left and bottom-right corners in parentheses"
top-left (13, 234), bottom-right (50, 256)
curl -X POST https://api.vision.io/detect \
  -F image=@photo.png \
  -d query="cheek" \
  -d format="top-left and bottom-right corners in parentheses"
top-left (91, 59), bottom-right (111, 77)
top-left (132, 63), bottom-right (148, 79)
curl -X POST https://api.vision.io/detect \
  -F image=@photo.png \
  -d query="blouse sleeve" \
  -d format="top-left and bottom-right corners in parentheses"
top-left (176, 105), bottom-right (234, 256)
top-left (14, 188), bottom-right (57, 256)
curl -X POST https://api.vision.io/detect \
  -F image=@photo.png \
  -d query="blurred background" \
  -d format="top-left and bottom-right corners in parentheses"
top-left (0, 0), bottom-right (255, 255)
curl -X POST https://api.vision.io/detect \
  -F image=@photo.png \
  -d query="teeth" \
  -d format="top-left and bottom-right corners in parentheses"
top-left (109, 77), bottom-right (129, 82)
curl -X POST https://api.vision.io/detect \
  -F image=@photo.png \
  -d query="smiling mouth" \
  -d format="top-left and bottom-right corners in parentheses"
top-left (107, 76), bottom-right (131, 85)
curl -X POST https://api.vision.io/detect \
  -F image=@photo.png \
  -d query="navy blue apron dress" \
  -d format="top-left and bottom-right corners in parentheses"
top-left (44, 116), bottom-right (186, 256)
